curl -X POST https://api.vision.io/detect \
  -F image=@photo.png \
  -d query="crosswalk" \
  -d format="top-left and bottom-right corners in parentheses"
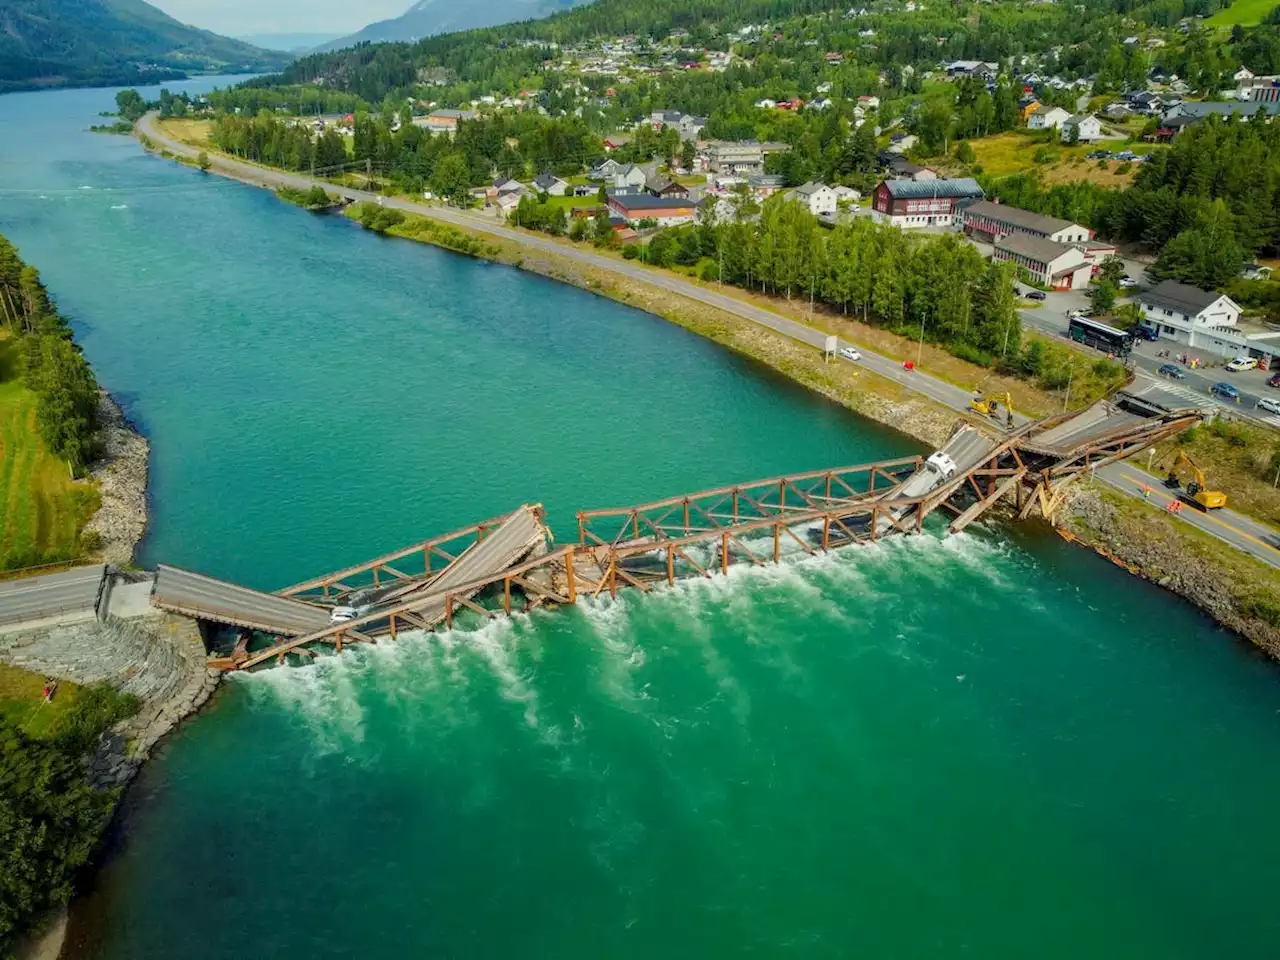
top-left (1146, 377), bottom-right (1280, 428)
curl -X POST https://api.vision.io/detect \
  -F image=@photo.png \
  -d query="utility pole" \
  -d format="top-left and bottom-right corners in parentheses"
top-left (917, 314), bottom-right (926, 368)
top-left (1063, 367), bottom-right (1073, 412)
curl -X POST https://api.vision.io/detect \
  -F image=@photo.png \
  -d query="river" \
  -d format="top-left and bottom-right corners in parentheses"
top-left (2, 81), bottom-right (1280, 959)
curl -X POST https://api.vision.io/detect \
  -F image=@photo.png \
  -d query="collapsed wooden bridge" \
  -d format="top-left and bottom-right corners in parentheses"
top-left (144, 397), bottom-right (1198, 670)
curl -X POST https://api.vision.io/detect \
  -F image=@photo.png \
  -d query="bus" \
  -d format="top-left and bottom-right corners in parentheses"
top-left (1068, 316), bottom-right (1133, 358)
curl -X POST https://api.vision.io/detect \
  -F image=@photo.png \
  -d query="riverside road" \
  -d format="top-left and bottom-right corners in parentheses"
top-left (137, 113), bottom-right (1280, 570)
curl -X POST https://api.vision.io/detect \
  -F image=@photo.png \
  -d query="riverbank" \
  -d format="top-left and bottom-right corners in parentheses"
top-left (83, 393), bottom-right (149, 568)
top-left (131, 117), bottom-right (1280, 664)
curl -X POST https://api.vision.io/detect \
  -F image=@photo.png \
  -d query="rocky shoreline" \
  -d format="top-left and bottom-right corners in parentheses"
top-left (83, 392), bottom-right (149, 568)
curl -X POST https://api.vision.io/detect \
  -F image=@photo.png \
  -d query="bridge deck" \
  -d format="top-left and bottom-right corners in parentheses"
top-left (152, 566), bottom-right (331, 636)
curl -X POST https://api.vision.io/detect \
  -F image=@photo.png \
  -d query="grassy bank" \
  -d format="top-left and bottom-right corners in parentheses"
top-left (0, 333), bottom-right (99, 571)
top-left (1064, 485), bottom-right (1280, 658)
top-left (1153, 418), bottom-right (1280, 529)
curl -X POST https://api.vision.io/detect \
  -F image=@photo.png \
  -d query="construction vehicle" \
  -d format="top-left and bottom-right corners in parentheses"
top-left (1162, 451), bottom-right (1227, 510)
top-left (970, 391), bottom-right (1014, 424)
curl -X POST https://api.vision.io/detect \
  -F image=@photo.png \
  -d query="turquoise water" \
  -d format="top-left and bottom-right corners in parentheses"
top-left (3, 85), bottom-right (1280, 959)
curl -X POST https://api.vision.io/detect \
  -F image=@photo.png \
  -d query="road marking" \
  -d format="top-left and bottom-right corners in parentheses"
top-left (1116, 470), bottom-right (1280, 557)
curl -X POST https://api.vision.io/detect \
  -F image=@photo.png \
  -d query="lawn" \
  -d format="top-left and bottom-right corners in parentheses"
top-left (1207, 0), bottom-right (1280, 26)
top-left (158, 118), bottom-right (213, 148)
top-left (1151, 418), bottom-right (1280, 528)
top-left (0, 663), bottom-right (85, 738)
top-left (964, 130), bottom-right (1143, 187)
top-left (545, 194), bottom-right (603, 211)
top-left (0, 333), bottom-right (99, 571)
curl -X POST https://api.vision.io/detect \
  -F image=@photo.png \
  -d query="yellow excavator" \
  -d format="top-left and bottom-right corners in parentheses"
top-left (970, 391), bottom-right (1014, 426)
top-left (1163, 451), bottom-right (1228, 510)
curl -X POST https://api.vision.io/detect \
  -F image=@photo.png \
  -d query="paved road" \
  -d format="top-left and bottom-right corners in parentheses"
top-left (0, 564), bottom-right (106, 628)
top-left (138, 114), bottom-right (1280, 569)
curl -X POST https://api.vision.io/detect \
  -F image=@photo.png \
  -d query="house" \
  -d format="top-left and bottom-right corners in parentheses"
top-left (705, 140), bottom-right (788, 175)
top-left (645, 175), bottom-right (690, 199)
top-left (603, 136), bottom-right (630, 151)
top-left (784, 181), bottom-right (837, 217)
top-left (1135, 279), bottom-right (1279, 361)
top-left (993, 234), bottom-right (1092, 290)
top-left (881, 153), bottom-right (936, 180)
top-left (677, 115), bottom-right (707, 140)
top-left (533, 173), bottom-right (569, 196)
top-left (807, 98), bottom-right (833, 110)
top-left (1243, 263), bottom-right (1274, 280)
top-left (1062, 114), bottom-right (1103, 142)
top-left (947, 60), bottom-right (999, 77)
top-left (1163, 100), bottom-right (1280, 123)
top-left (832, 185), bottom-right (861, 205)
top-left (825, 51), bottom-right (845, 64)
top-left (1104, 101), bottom-right (1134, 121)
top-left (1235, 66), bottom-right (1256, 82)
top-left (414, 108), bottom-right (476, 135)
top-left (496, 192), bottom-right (523, 217)
top-left (607, 192), bottom-right (697, 226)
top-left (590, 158), bottom-right (623, 180)
top-left (492, 177), bottom-right (525, 197)
top-left (870, 178), bottom-right (985, 228)
top-left (857, 95), bottom-right (881, 111)
top-left (1019, 98), bottom-right (1041, 123)
top-left (1078, 239), bottom-right (1118, 274)
top-left (611, 163), bottom-right (649, 191)
top-left (960, 200), bottom-right (1092, 245)
top-left (1027, 105), bottom-right (1070, 130)
top-left (747, 174), bottom-right (786, 197)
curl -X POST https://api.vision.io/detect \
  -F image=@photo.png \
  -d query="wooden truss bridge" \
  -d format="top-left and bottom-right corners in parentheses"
top-left (144, 398), bottom-right (1198, 671)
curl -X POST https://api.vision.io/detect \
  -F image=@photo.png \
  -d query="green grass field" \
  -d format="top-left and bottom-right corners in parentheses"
top-left (1207, 0), bottom-right (1280, 25)
top-left (0, 333), bottom-right (99, 571)
top-left (0, 663), bottom-right (86, 738)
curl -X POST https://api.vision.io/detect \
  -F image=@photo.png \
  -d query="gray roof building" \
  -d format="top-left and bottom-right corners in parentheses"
top-left (1138, 279), bottom-right (1225, 316)
top-left (994, 232), bottom-right (1080, 266)
top-left (963, 200), bottom-right (1075, 237)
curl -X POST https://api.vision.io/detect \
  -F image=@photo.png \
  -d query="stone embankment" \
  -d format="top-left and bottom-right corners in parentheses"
top-left (1061, 487), bottom-right (1280, 659)
top-left (0, 602), bottom-right (219, 788)
top-left (83, 392), bottom-right (149, 567)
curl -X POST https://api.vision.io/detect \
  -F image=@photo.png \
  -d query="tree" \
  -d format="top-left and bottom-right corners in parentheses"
top-left (432, 153), bottom-right (471, 206)
top-left (1066, 122), bottom-right (1080, 146)
top-left (197, 152), bottom-right (211, 172)
top-left (1088, 280), bottom-right (1117, 317)
top-left (114, 89), bottom-right (145, 123)
top-left (680, 139), bottom-right (696, 171)
top-left (955, 141), bottom-right (976, 165)
top-left (1098, 254), bottom-right (1125, 286)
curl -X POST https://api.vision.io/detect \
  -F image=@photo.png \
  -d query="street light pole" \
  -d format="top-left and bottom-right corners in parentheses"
top-left (917, 314), bottom-right (926, 368)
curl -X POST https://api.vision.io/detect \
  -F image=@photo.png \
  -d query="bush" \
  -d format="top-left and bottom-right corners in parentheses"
top-left (621, 245), bottom-right (639, 259)
top-left (1241, 591), bottom-right (1280, 628)
top-left (1115, 161), bottom-right (1132, 175)
top-left (950, 342), bottom-right (995, 367)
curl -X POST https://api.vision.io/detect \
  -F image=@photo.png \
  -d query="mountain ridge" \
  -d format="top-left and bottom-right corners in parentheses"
top-left (316, 0), bottom-right (592, 53)
top-left (0, 0), bottom-right (292, 92)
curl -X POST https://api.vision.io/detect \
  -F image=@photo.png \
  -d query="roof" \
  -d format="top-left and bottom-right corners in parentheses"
top-left (0, 564), bottom-right (107, 628)
top-left (533, 172), bottom-right (565, 188)
top-left (881, 177), bottom-right (984, 200)
top-left (792, 181), bottom-right (830, 196)
top-left (1030, 104), bottom-right (1067, 116)
top-left (1138, 279), bottom-right (1229, 316)
top-left (609, 193), bottom-right (696, 211)
top-left (964, 200), bottom-right (1077, 236)
top-left (1168, 100), bottom-right (1280, 118)
top-left (1067, 113), bottom-right (1098, 124)
top-left (995, 232), bottom-right (1084, 267)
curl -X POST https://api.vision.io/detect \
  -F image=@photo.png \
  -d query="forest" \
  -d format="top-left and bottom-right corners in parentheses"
top-left (0, 235), bottom-right (101, 475)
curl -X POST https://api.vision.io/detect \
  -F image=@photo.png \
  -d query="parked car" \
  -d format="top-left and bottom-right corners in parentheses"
top-left (1258, 396), bottom-right (1280, 415)
top-left (1086, 150), bottom-right (1112, 160)
top-left (1158, 363), bottom-right (1187, 379)
top-left (1114, 150), bottom-right (1137, 161)
top-left (1210, 381), bottom-right (1241, 401)
top-left (1026, 290), bottom-right (1047, 301)
top-left (1225, 356), bottom-right (1259, 372)
top-left (839, 346), bottom-right (861, 361)
top-left (1118, 276), bottom-right (1138, 289)
top-left (1268, 373), bottom-right (1280, 388)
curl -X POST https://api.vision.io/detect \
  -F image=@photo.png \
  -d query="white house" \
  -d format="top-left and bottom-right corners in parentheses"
top-left (611, 163), bottom-right (649, 191)
top-left (590, 158), bottom-right (623, 180)
top-left (1136, 280), bottom-right (1278, 361)
top-left (993, 234), bottom-right (1092, 290)
top-left (1062, 113), bottom-right (1103, 142)
top-left (785, 181), bottom-right (837, 216)
top-left (832, 185), bottom-right (861, 205)
top-left (533, 172), bottom-right (569, 196)
top-left (1027, 104), bottom-right (1070, 130)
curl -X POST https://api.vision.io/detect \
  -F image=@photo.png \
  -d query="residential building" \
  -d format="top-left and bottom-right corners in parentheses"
top-left (1135, 280), bottom-right (1277, 361)
top-left (857, 95), bottom-right (881, 111)
top-left (611, 163), bottom-right (649, 191)
top-left (602, 136), bottom-right (630, 151)
top-left (832, 185), bottom-right (861, 205)
top-left (1019, 97), bottom-right (1041, 123)
top-left (607, 192), bottom-right (697, 226)
top-left (1027, 104), bottom-right (1070, 130)
top-left (993, 234), bottom-right (1092, 290)
top-left (645, 176), bottom-right (690, 199)
top-left (533, 173), bottom-right (569, 196)
top-left (870, 178), bottom-right (985, 228)
top-left (1162, 100), bottom-right (1280, 123)
top-left (590, 158), bottom-right (623, 180)
top-left (492, 177), bottom-right (525, 197)
top-left (747, 174), bottom-right (786, 198)
top-left (960, 200), bottom-right (1092, 245)
top-left (1062, 113), bottom-right (1103, 142)
top-left (705, 140), bottom-right (788, 175)
top-left (677, 115), bottom-right (707, 140)
top-left (414, 108), bottom-right (476, 135)
top-left (946, 60), bottom-right (999, 77)
top-left (881, 153), bottom-right (937, 180)
top-left (784, 181), bottom-right (837, 217)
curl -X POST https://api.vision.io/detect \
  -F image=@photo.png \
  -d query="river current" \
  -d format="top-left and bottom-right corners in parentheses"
top-left (2, 81), bottom-right (1279, 959)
